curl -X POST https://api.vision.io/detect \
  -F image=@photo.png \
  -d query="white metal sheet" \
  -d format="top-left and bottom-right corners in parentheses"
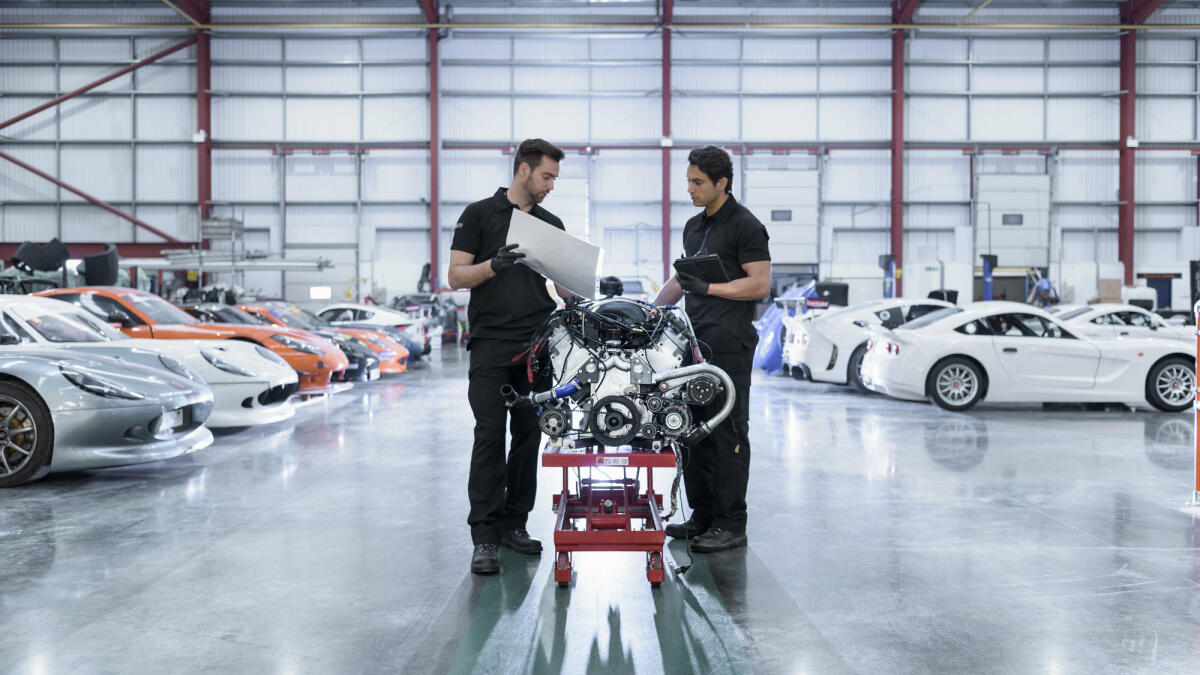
top-left (363, 97), bottom-right (427, 141)
top-left (590, 98), bottom-right (660, 141)
top-left (136, 97), bottom-right (195, 140)
top-left (507, 208), bottom-right (600, 298)
top-left (60, 145), bottom-right (132, 202)
top-left (136, 146), bottom-right (196, 202)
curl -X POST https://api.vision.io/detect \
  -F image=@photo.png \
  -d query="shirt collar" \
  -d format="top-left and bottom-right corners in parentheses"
top-left (492, 186), bottom-right (546, 219)
top-left (702, 194), bottom-right (738, 223)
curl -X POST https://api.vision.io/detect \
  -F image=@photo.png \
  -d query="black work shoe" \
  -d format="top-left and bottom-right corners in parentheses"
top-left (500, 528), bottom-right (543, 555)
top-left (471, 543), bottom-right (500, 575)
top-left (664, 519), bottom-right (709, 540)
top-left (690, 528), bottom-right (747, 553)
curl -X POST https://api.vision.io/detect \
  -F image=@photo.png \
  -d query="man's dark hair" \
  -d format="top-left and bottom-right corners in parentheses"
top-left (513, 138), bottom-right (565, 176)
top-left (688, 145), bottom-right (734, 194)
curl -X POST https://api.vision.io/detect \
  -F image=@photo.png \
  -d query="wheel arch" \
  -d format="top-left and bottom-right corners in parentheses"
top-left (0, 373), bottom-right (56, 469)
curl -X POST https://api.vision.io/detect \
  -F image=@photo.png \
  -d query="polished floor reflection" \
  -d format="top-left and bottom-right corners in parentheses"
top-left (2, 346), bottom-right (1199, 673)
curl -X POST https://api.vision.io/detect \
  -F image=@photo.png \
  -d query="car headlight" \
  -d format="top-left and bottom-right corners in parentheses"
top-left (158, 354), bottom-right (203, 382)
top-left (60, 365), bottom-right (145, 400)
top-left (255, 344), bottom-right (288, 365)
top-left (358, 335), bottom-right (386, 349)
top-left (202, 349), bottom-right (257, 377)
top-left (271, 334), bottom-right (322, 354)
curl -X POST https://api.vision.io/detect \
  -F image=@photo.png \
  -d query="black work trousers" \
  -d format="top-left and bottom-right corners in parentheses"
top-left (680, 348), bottom-right (753, 534)
top-left (466, 338), bottom-right (542, 546)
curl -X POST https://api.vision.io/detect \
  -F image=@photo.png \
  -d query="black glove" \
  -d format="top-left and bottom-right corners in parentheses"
top-left (677, 271), bottom-right (709, 296)
top-left (490, 243), bottom-right (525, 274)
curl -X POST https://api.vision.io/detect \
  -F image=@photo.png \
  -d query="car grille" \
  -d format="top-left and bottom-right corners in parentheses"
top-left (243, 382), bottom-right (299, 408)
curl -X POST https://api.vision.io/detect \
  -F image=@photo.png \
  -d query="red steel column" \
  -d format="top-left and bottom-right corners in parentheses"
top-left (661, 23), bottom-right (672, 283)
top-left (890, 27), bottom-right (905, 296)
top-left (428, 28), bottom-right (440, 289)
top-left (1118, 29), bottom-right (1136, 285)
top-left (197, 29), bottom-right (212, 220)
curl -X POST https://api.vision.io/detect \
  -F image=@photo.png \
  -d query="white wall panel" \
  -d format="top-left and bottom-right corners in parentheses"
top-left (820, 39), bottom-right (889, 61)
top-left (60, 145), bottom-right (131, 202)
top-left (593, 203), bottom-right (658, 235)
top-left (134, 38), bottom-right (192, 62)
top-left (0, 39), bottom-right (54, 61)
top-left (213, 66), bottom-right (283, 92)
top-left (1049, 39), bottom-right (1118, 61)
top-left (286, 98), bottom-right (359, 141)
top-left (0, 66), bottom-right (56, 92)
top-left (673, 65), bottom-right (739, 92)
top-left (360, 204), bottom-right (426, 229)
top-left (0, 146), bottom-right (58, 201)
top-left (514, 38), bottom-right (588, 61)
top-left (136, 146), bottom-right (195, 202)
top-left (375, 230), bottom-right (427, 300)
top-left (587, 37), bottom-right (656, 60)
top-left (1139, 39), bottom-right (1195, 61)
top-left (363, 97), bottom-right (427, 141)
top-left (593, 66), bottom-right (658, 92)
top-left (907, 97), bottom-right (967, 141)
top-left (819, 66), bottom-right (889, 92)
top-left (214, 97), bottom-right (283, 140)
top-left (743, 38), bottom-right (816, 61)
top-left (213, 150), bottom-right (278, 202)
top-left (592, 152), bottom-right (660, 203)
top-left (136, 65), bottom-right (192, 92)
top-left (286, 155), bottom-right (358, 203)
top-left (975, 39), bottom-right (1043, 62)
top-left (819, 97), bottom-right (889, 141)
top-left (60, 67), bottom-right (131, 93)
top-left (136, 97), bottom-right (195, 140)
top-left (908, 39), bottom-right (968, 60)
top-left (61, 204), bottom-right (131, 242)
top-left (0, 206), bottom-right (56, 241)
top-left (908, 66), bottom-right (966, 92)
top-left (217, 205), bottom-right (279, 249)
top-left (1139, 66), bottom-right (1194, 93)
top-left (1046, 99), bottom-right (1117, 141)
top-left (442, 98), bottom-right (511, 140)
top-left (1135, 230), bottom-right (1181, 265)
top-left (513, 99), bottom-right (588, 141)
top-left (591, 98), bottom-right (660, 141)
top-left (743, 99), bottom-right (816, 141)
top-left (60, 38), bottom-right (129, 61)
top-left (1055, 151), bottom-right (1118, 202)
top-left (440, 151), bottom-right (509, 203)
top-left (132, 205), bottom-right (198, 241)
top-left (284, 205), bottom-right (355, 244)
top-left (213, 38), bottom-right (281, 60)
top-left (362, 151), bottom-right (429, 203)
top-left (833, 230), bottom-right (888, 261)
top-left (363, 65), bottom-right (427, 92)
top-left (442, 38), bottom-right (511, 60)
top-left (286, 66), bottom-right (358, 93)
top-left (362, 38), bottom-right (425, 61)
top-left (906, 152), bottom-right (969, 202)
top-left (673, 97), bottom-right (738, 140)
top-left (1047, 67), bottom-right (1117, 93)
top-left (0, 98), bottom-right (55, 140)
top-left (742, 66), bottom-right (816, 93)
top-left (58, 96), bottom-right (131, 140)
top-left (906, 204), bottom-right (969, 230)
top-left (823, 152), bottom-right (889, 202)
top-left (1136, 154), bottom-right (1193, 203)
top-left (970, 98), bottom-right (1042, 141)
top-left (514, 65), bottom-right (588, 93)
top-left (1136, 98), bottom-right (1194, 141)
top-left (1135, 205), bottom-right (1192, 230)
top-left (285, 39), bottom-right (357, 62)
top-left (904, 229), bottom-right (957, 258)
top-left (972, 66), bottom-right (1043, 93)
top-left (1056, 205), bottom-right (1116, 231)
top-left (442, 65), bottom-right (510, 92)
top-left (1062, 229), bottom-right (1118, 261)
top-left (975, 155), bottom-right (1044, 174)
top-left (673, 37), bottom-right (739, 60)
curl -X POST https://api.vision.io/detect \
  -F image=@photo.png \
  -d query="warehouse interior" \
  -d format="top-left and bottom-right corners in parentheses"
top-left (3, 1), bottom-right (1200, 673)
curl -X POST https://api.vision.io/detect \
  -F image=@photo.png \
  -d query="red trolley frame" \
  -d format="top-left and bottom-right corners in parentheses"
top-left (543, 444), bottom-right (677, 587)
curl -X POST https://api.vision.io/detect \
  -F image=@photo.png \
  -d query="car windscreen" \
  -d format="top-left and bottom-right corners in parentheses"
top-left (269, 306), bottom-right (320, 330)
top-left (1057, 307), bottom-right (1092, 321)
top-left (209, 307), bottom-right (259, 325)
top-left (14, 307), bottom-right (114, 343)
top-left (125, 294), bottom-right (198, 324)
top-left (895, 306), bottom-right (964, 331)
top-left (299, 307), bottom-right (332, 326)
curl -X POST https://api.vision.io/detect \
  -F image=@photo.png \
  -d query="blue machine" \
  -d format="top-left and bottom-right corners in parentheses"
top-left (980, 254), bottom-right (997, 301)
top-left (753, 283), bottom-right (812, 375)
top-left (879, 254), bottom-right (896, 299)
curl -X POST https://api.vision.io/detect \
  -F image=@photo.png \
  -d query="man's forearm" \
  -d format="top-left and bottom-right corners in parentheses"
top-left (654, 276), bottom-right (684, 306)
top-left (448, 261), bottom-right (496, 290)
top-left (708, 275), bottom-right (770, 301)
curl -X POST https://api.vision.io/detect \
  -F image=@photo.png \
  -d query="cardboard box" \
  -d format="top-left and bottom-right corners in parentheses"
top-left (1098, 279), bottom-right (1122, 303)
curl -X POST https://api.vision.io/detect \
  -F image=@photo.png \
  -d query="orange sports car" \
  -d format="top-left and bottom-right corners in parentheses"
top-left (35, 287), bottom-right (349, 393)
top-left (237, 302), bottom-right (409, 374)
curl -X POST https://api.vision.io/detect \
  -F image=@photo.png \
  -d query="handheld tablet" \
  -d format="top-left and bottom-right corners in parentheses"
top-left (673, 253), bottom-right (731, 283)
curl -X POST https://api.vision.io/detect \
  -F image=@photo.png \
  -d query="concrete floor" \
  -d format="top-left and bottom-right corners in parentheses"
top-left (3, 345), bottom-right (1200, 674)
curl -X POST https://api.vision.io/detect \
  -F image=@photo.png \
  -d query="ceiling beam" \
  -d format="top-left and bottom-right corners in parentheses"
top-left (418, 0), bottom-right (438, 24)
top-left (894, 0), bottom-right (921, 24)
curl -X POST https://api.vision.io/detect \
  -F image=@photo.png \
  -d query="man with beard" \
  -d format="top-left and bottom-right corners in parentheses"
top-left (448, 138), bottom-right (567, 575)
top-left (654, 145), bottom-right (771, 553)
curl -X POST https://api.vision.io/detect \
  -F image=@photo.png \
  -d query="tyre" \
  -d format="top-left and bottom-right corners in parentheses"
top-left (847, 344), bottom-right (870, 394)
top-left (1145, 357), bottom-right (1194, 413)
top-left (0, 380), bottom-right (54, 488)
top-left (926, 357), bottom-right (985, 412)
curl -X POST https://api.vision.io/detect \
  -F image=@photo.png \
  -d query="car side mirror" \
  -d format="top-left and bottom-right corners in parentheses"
top-left (0, 334), bottom-right (19, 345)
top-left (852, 320), bottom-right (868, 328)
top-left (107, 312), bottom-right (134, 328)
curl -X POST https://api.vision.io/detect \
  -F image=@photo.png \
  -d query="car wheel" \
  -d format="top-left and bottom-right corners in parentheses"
top-left (847, 344), bottom-right (870, 394)
top-left (0, 381), bottom-right (53, 488)
top-left (1145, 357), bottom-right (1194, 413)
top-left (926, 357), bottom-right (985, 412)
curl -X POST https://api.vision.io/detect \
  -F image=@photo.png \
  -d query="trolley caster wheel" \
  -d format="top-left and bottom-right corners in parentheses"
top-left (647, 551), bottom-right (664, 587)
top-left (555, 551), bottom-right (572, 587)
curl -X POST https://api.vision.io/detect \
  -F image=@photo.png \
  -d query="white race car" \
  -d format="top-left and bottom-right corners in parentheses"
top-left (782, 298), bottom-right (953, 392)
top-left (860, 301), bottom-right (1195, 412)
top-left (317, 302), bottom-right (430, 356)
top-left (0, 295), bottom-right (298, 428)
top-left (1054, 303), bottom-right (1193, 343)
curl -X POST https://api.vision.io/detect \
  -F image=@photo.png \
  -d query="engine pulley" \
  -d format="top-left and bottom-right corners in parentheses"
top-left (589, 395), bottom-right (640, 446)
top-left (661, 404), bottom-right (691, 434)
top-left (685, 375), bottom-right (718, 406)
top-left (538, 408), bottom-right (569, 436)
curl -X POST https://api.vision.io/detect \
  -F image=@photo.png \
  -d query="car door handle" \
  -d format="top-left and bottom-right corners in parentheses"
top-left (1002, 347), bottom-right (1018, 353)
top-left (1118, 331), bottom-right (1130, 336)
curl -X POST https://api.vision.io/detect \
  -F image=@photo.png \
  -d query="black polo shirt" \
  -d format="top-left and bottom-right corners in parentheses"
top-left (451, 187), bottom-right (565, 342)
top-left (681, 194), bottom-right (771, 353)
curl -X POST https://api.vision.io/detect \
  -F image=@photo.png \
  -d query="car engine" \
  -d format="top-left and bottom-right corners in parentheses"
top-left (503, 285), bottom-right (735, 452)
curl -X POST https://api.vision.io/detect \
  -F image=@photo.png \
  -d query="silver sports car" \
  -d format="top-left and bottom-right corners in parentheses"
top-left (0, 346), bottom-right (214, 487)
